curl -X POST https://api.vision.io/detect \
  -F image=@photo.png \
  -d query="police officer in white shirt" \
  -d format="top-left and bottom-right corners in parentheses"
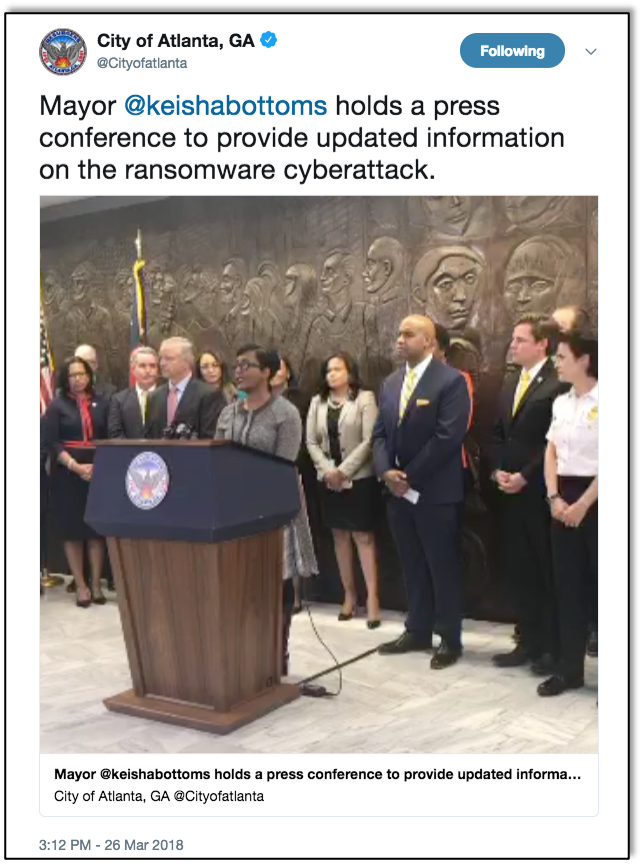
top-left (552, 304), bottom-right (597, 655)
top-left (539, 330), bottom-right (598, 697)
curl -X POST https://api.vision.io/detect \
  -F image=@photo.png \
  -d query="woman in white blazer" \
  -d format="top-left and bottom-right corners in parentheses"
top-left (306, 352), bottom-right (381, 627)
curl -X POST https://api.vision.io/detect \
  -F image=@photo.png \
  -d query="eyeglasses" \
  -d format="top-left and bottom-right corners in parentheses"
top-left (235, 360), bottom-right (262, 372)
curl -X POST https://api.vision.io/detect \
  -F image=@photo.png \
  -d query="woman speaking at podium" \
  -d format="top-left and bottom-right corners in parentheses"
top-left (215, 344), bottom-right (318, 675)
top-left (43, 356), bottom-right (110, 607)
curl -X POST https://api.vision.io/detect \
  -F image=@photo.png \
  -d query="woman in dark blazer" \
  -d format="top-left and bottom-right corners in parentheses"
top-left (306, 353), bottom-right (381, 627)
top-left (44, 356), bottom-right (110, 607)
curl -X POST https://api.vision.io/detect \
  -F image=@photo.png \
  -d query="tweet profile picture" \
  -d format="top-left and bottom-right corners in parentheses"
top-left (40, 29), bottom-right (87, 74)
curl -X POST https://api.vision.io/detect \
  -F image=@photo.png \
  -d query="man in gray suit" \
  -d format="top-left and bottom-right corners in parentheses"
top-left (108, 347), bottom-right (159, 439)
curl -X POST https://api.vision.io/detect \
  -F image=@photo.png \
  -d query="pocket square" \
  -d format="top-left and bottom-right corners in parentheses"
top-left (416, 398), bottom-right (431, 406)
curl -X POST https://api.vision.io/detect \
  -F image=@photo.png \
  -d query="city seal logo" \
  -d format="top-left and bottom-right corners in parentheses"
top-left (126, 452), bottom-right (170, 510)
top-left (40, 29), bottom-right (87, 75)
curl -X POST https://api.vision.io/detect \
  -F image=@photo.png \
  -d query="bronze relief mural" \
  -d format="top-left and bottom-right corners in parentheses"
top-left (41, 195), bottom-right (597, 619)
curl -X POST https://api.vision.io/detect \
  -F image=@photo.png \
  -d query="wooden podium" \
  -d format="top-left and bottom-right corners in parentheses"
top-left (85, 440), bottom-right (302, 734)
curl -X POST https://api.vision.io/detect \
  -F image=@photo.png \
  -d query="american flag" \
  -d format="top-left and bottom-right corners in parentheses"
top-left (40, 298), bottom-right (54, 414)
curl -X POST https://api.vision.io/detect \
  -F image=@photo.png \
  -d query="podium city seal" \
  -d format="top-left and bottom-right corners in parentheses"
top-left (40, 29), bottom-right (87, 74)
top-left (126, 452), bottom-right (170, 510)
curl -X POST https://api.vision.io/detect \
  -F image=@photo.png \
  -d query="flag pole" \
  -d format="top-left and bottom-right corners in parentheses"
top-left (130, 229), bottom-right (147, 384)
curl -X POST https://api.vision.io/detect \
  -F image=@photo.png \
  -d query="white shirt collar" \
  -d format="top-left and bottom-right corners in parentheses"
top-left (169, 374), bottom-right (192, 394)
top-left (406, 354), bottom-right (432, 381)
top-left (571, 382), bottom-right (598, 401)
top-left (520, 357), bottom-right (548, 381)
top-left (135, 383), bottom-right (156, 398)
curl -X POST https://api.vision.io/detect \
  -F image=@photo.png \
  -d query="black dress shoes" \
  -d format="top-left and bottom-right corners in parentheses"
top-left (586, 629), bottom-right (598, 657)
top-left (430, 642), bottom-right (462, 670)
top-left (492, 646), bottom-right (530, 668)
top-left (530, 653), bottom-right (557, 676)
top-left (537, 674), bottom-right (584, 697)
top-left (378, 631), bottom-right (432, 655)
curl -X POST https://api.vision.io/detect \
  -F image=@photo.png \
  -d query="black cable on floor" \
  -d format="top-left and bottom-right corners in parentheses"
top-left (295, 578), bottom-right (380, 697)
top-left (299, 645), bottom-right (380, 685)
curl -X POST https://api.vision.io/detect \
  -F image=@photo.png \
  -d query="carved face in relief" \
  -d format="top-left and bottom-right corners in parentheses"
top-left (432, 256), bottom-right (482, 328)
top-left (421, 196), bottom-right (474, 236)
top-left (219, 258), bottom-right (246, 316)
top-left (363, 237), bottom-right (404, 298)
top-left (70, 263), bottom-right (93, 302)
top-left (320, 252), bottom-right (354, 296)
top-left (113, 270), bottom-right (134, 314)
top-left (284, 263), bottom-right (317, 310)
top-left (504, 196), bottom-right (572, 229)
top-left (43, 269), bottom-right (63, 309)
top-left (238, 278), bottom-right (265, 319)
top-left (146, 260), bottom-right (175, 307)
top-left (503, 236), bottom-right (584, 321)
top-left (158, 296), bottom-right (177, 334)
top-left (412, 246), bottom-right (485, 331)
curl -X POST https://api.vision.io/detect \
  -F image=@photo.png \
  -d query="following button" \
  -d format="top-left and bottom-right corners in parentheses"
top-left (460, 33), bottom-right (565, 68)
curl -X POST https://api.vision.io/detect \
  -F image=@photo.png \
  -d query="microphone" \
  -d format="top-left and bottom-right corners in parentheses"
top-left (175, 423), bottom-right (198, 440)
top-left (161, 422), bottom-right (197, 440)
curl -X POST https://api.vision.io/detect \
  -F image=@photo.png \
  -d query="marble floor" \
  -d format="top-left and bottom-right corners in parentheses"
top-left (40, 580), bottom-right (598, 755)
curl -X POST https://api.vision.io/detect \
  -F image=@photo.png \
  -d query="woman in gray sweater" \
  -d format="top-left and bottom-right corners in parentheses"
top-left (215, 344), bottom-right (318, 676)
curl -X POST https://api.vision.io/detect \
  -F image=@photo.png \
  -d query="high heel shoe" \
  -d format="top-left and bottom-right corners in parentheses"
top-left (91, 592), bottom-right (107, 605)
top-left (76, 594), bottom-right (91, 609)
top-left (338, 606), bottom-right (357, 621)
top-left (367, 619), bottom-right (381, 630)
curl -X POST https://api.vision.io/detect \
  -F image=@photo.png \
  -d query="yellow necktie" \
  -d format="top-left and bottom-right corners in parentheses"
top-left (512, 370), bottom-right (531, 416)
top-left (399, 368), bottom-right (418, 423)
top-left (139, 389), bottom-right (148, 422)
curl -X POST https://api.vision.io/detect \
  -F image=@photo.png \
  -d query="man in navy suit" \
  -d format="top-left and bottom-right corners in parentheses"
top-left (488, 313), bottom-right (565, 673)
top-left (108, 346), bottom-right (159, 439)
top-left (373, 315), bottom-right (471, 668)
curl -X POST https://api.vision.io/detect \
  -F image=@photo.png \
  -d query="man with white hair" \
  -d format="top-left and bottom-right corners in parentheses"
top-left (144, 337), bottom-right (225, 438)
top-left (74, 343), bottom-right (117, 399)
top-left (108, 347), bottom-right (160, 439)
